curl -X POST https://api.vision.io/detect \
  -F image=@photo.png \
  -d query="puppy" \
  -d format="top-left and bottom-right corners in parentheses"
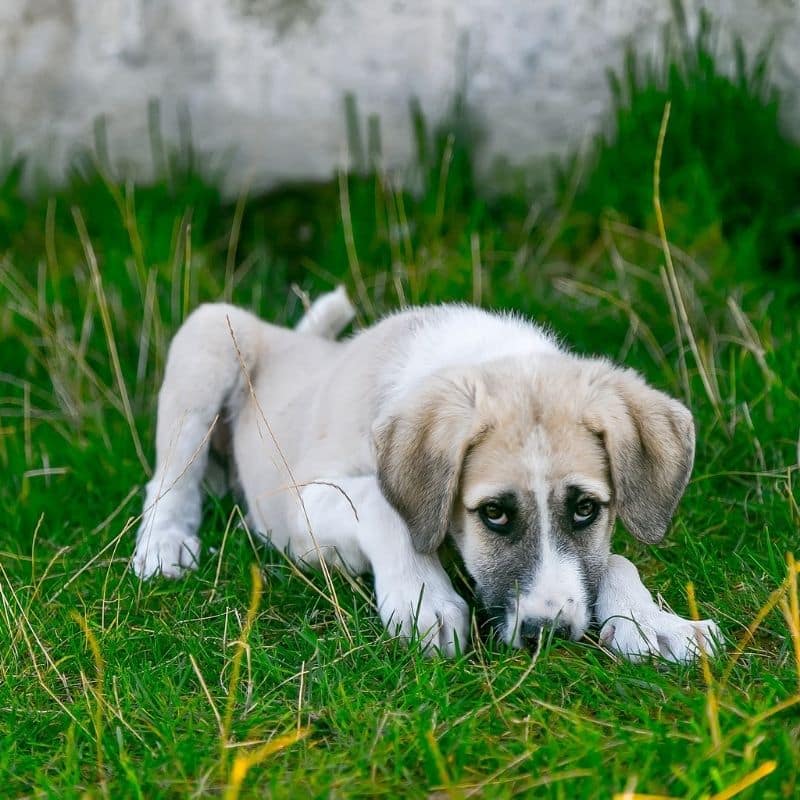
top-left (133, 289), bottom-right (720, 662)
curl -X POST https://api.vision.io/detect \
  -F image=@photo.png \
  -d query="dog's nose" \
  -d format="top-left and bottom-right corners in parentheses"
top-left (519, 619), bottom-right (542, 649)
top-left (520, 617), bottom-right (570, 650)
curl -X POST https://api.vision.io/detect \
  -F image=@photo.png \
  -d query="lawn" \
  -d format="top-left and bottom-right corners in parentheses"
top-left (1, 23), bottom-right (800, 799)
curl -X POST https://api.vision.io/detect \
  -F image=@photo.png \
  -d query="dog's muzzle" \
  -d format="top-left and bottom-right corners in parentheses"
top-left (519, 617), bottom-right (571, 650)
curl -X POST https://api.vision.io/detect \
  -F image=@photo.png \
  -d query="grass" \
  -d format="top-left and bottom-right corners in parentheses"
top-left (2, 18), bottom-right (800, 798)
top-left (559, 9), bottom-right (800, 278)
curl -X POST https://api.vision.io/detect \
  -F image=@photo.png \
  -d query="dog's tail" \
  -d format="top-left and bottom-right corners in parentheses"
top-left (296, 286), bottom-right (356, 339)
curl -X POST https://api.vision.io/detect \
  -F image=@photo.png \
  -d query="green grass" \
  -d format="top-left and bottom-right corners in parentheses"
top-left (559, 10), bottom-right (800, 278)
top-left (2, 22), bottom-right (800, 798)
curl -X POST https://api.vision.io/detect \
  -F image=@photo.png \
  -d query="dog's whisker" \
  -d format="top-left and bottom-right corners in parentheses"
top-left (129, 288), bottom-right (718, 665)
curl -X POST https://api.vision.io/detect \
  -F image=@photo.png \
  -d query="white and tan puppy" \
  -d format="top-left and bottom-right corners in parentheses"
top-left (133, 289), bottom-right (721, 662)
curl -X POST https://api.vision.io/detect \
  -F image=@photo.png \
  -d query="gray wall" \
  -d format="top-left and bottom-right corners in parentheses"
top-left (3, 0), bottom-right (799, 193)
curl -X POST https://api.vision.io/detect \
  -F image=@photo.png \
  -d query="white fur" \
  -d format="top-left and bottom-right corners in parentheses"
top-left (132, 290), bottom-right (720, 662)
top-left (596, 555), bottom-right (722, 663)
top-left (560, 475), bottom-right (611, 504)
top-left (504, 427), bottom-right (588, 644)
top-left (510, 546), bottom-right (589, 646)
top-left (382, 307), bottom-right (558, 409)
top-left (295, 285), bottom-right (355, 338)
top-left (295, 475), bottom-right (469, 655)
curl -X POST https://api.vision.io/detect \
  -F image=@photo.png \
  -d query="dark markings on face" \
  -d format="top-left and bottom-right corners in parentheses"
top-left (546, 485), bottom-right (609, 603)
top-left (463, 490), bottom-right (539, 615)
top-left (460, 484), bottom-right (611, 632)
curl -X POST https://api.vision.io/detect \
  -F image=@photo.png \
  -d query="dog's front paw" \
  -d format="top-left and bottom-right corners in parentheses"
top-left (378, 582), bottom-right (470, 657)
top-left (600, 611), bottom-right (722, 664)
top-left (132, 525), bottom-right (201, 580)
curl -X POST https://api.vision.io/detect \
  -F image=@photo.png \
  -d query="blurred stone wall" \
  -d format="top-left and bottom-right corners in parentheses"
top-left (2, 0), bottom-right (799, 193)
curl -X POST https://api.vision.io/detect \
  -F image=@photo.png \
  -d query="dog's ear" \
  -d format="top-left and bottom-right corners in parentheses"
top-left (374, 374), bottom-right (480, 554)
top-left (584, 366), bottom-right (695, 543)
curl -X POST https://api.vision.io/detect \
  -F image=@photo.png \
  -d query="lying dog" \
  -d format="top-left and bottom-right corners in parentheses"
top-left (133, 289), bottom-right (720, 662)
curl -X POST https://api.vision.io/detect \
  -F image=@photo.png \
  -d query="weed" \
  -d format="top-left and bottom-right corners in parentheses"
top-left (2, 13), bottom-right (800, 797)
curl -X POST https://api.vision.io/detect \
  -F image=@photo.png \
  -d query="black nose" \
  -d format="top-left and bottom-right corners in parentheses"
top-left (520, 618), bottom-right (570, 650)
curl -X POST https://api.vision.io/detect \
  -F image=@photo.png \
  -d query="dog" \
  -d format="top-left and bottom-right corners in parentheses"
top-left (132, 288), bottom-right (721, 662)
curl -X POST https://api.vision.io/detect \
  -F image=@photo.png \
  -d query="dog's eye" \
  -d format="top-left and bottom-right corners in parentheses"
top-left (478, 501), bottom-right (511, 532)
top-left (572, 497), bottom-right (599, 529)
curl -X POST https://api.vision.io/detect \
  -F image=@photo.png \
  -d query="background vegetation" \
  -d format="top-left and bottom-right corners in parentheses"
top-left (2, 16), bottom-right (799, 799)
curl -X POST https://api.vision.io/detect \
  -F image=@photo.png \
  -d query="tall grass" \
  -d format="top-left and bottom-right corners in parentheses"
top-left (1, 12), bottom-right (800, 797)
top-left (558, 10), bottom-right (800, 277)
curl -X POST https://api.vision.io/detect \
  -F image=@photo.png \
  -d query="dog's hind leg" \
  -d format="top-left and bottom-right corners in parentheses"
top-left (295, 286), bottom-right (355, 339)
top-left (132, 303), bottom-right (264, 579)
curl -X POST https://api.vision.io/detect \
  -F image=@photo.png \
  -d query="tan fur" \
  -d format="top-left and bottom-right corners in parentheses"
top-left (133, 295), bottom-right (718, 661)
top-left (582, 363), bottom-right (695, 543)
top-left (375, 372), bottom-right (485, 553)
top-left (382, 353), bottom-right (693, 561)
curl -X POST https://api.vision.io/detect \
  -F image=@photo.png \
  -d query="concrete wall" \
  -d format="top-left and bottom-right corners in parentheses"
top-left (2, 0), bottom-right (799, 193)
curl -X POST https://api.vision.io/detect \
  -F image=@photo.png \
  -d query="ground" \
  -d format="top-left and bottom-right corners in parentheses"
top-left (2, 34), bottom-right (800, 799)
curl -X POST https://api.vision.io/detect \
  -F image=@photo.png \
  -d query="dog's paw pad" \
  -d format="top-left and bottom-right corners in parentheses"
top-left (132, 527), bottom-right (201, 580)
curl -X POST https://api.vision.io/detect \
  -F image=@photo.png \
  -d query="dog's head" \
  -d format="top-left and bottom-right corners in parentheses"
top-left (374, 354), bottom-right (695, 649)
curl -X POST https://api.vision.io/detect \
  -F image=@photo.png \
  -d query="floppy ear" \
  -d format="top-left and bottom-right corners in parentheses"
top-left (374, 375), bottom-right (480, 554)
top-left (584, 366), bottom-right (695, 543)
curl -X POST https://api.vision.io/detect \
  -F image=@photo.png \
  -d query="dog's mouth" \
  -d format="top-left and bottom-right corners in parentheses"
top-left (444, 546), bottom-right (590, 651)
top-left (476, 604), bottom-right (507, 641)
top-left (478, 603), bottom-right (586, 651)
